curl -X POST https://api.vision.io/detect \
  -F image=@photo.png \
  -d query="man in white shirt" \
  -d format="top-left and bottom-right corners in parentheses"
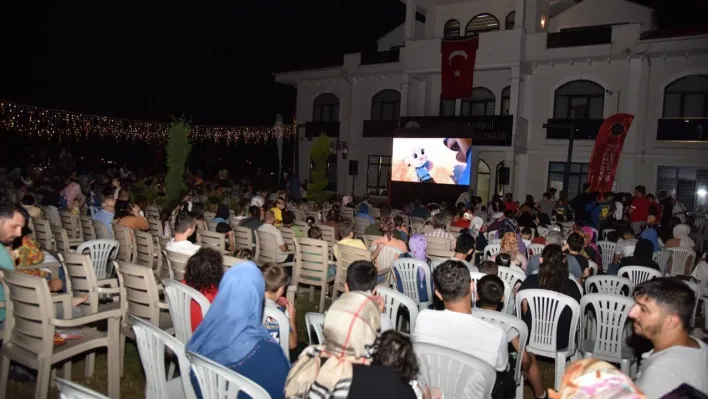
top-left (413, 260), bottom-right (508, 372)
top-left (613, 228), bottom-right (638, 263)
top-left (343, 260), bottom-right (393, 332)
top-left (257, 210), bottom-right (292, 263)
top-left (165, 213), bottom-right (201, 256)
top-left (629, 278), bottom-right (708, 398)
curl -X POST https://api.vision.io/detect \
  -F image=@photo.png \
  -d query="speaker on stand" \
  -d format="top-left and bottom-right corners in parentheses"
top-left (349, 160), bottom-right (358, 196)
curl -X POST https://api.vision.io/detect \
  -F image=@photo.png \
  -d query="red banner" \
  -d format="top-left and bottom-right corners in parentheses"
top-left (441, 37), bottom-right (479, 100)
top-left (587, 113), bottom-right (634, 194)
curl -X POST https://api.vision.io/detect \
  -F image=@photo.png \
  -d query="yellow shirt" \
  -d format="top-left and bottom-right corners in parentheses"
top-left (338, 238), bottom-right (367, 250)
top-left (271, 207), bottom-right (283, 226)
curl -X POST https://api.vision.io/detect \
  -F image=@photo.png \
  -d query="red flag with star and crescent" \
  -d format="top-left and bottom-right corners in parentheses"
top-left (441, 36), bottom-right (480, 100)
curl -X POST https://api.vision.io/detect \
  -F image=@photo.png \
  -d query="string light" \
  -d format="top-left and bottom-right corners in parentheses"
top-left (0, 101), bottom-right (297, 144)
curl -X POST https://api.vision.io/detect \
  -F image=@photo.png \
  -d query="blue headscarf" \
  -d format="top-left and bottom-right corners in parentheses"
top-left (186, 261), bottom-right (274, 365)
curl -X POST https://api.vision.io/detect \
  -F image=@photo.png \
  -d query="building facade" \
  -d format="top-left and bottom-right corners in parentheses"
top-left (275, 0), bottom-right (708, 213)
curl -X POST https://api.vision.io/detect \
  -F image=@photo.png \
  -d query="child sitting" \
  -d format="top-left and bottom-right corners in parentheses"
top-left (261, 263), bottom-right (300, 356)
top-left (373, 330), bottom-right (441, 399)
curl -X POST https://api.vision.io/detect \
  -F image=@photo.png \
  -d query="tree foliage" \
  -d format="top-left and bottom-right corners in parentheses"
top-left (165, 119), bottom-right (192, 202)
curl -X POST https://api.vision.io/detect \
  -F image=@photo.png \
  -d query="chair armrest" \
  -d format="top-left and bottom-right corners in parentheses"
top-left (158, 301), bottom-right (170, 310)
top-left (51, 308), bottom-right (122, 327)
top-left (97, 278), bottom-right (119, 288)
top-left (97, 286), bottom-right (121, 295)
top-left (51, 292), bottom-right (72, 303)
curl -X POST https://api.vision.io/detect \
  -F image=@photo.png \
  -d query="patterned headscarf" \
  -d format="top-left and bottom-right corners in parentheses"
top-left (549, 358), bottom-right (645, 399)
top-left (285, 292), bottom-right (381, 398)
top-left (501, 232), bottom-right (519, 260)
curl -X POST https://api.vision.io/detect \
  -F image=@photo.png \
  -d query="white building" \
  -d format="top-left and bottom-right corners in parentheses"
top-left (275, 0), bottom-right (708, 213)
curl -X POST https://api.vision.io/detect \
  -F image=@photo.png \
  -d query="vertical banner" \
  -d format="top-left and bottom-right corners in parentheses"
top-left (587, 113), bottom-right (634, 194)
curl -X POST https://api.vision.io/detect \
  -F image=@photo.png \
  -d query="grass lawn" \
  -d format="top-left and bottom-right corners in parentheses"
top-left (6, 291), bottom-right (558, 398)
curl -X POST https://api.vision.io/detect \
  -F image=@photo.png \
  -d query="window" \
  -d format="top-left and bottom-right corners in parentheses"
top-left (505, 11), bottom-right (515, 30)
top-left (501, 86), bottom-right (511, 115)
top-left (440, 97), bottom-right (456, 116)
top-left (656, 166), bottom-right (708, 213)
top-left (553, 80), bottom-right (604, 119)
top-left (465, 14), bottom-right (500, 36)
top-left (371, 90), bottom-right (401, 120)
top-left (313, 93), bottom-right (340, 122)
top-left (367, 155), bottom-right (391, 195)
top-left (662, 75), bottom-right (708, 118)
top-left (547, 162), bottom-right (590, 199)
top-left (461, 88), bottom-right (496, 116)
top-left (444, 19), bottom-right (460, 39)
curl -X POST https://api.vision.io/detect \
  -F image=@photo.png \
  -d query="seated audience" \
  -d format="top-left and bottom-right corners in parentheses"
top-left (618, 238), bottom-right (661, 273)
top-left (92, 197), bottom-right (116, 238)
top-left (116, 203), bottom-right (149, 231)
top-left (165, 213), bottom-right (202, 256)
top-left (21, 194), bottom-right (43, 219)
top-left (495, 232), bottom-right (527, 271)
top-left (261, 263), bottom-right (298, 352)
top-left (397, 234), bottom-right (432, 303)
top-left (413, 260), bottom-right (509, 373)
top-left (344, 260), bottom-right (393, 332)
top-left (285, 291), bottom-right (416, 398)
top-left (373, 330), bottom-right (438, 399)
top-left (211, 203), bottom-right (230, 225)
top-left (187, 262), bottom-right (289, 399)
top-left (393, 215), bottom-right (409, 242)
top-left (526, 231), bottom-right (564, 276)
top-left (452, 232), bottom-right (476, 265)
top-left (630, 278), bottom-right (708, 398)
top-left (371, 216), bottom-right (407, 265)
top-left (181, 248), bottom-right (223, 332)
top-left (565, 232), bottom-right (590, 280)
top-left (337, 219), bottom-right (366, 249)
top-left (613, 228), bottom-right (638, 264)
top-left (258, 210), bottom-right (293, 263)
top-left (425, 213), bottom-right (456, 251)
top-left (478, 260), bottom-right (498, 275)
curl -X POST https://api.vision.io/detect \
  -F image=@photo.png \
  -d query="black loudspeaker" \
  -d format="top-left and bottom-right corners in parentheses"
top-left (498, 167), bottom-right (510, 185)
top-left (349, 160), bottom-right (359, 176)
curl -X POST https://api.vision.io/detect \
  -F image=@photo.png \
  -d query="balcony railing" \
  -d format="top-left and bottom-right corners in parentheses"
top-left (544, 118), bottom-right (604, 140)
top-left (360, 48), bottom-right (401, 65)
top-left (656, 118), bottom-right (708, 142)
top-left (547, 25), bottom-right (612, 48)
top-left (362, 120), bottom-right (399, 137)
top-left (304, 121), bottom-right (340, 138)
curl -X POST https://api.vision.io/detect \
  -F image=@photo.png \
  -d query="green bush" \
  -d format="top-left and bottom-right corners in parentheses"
top-left (165, 119), bottom-right (192, 202)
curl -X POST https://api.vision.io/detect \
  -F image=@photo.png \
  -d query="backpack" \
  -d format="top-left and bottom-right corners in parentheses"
top-left (598, 202), bottom-right (612, 222)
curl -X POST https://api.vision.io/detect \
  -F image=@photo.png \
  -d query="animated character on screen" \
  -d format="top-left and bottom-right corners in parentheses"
top-left (408, 147), bottom-right (435, 183)
top-left (444, 138), bottom-right (473, 185)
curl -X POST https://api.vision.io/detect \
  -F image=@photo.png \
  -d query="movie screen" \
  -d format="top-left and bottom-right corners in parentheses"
top-left (391, 137), bottom-right (473, 185)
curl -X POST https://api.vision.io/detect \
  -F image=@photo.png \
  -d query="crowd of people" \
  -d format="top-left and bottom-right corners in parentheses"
top-left (0, 158), bottom-right (707, 399)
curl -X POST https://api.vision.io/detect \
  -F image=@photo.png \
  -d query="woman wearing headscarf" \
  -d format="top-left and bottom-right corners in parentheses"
top-left (187, 262), bottom-right (289, 398)
top-left (398, 234), bottom-right (433, 303)
top-left (618, 238), bottom-right (660, 272)
top-left (549, 358), bottom-right (646, 399)
top-left (285, 292), bottom-right (416, 398)
top-left (495, 231), bottom-right (528, 271)
top-left (639, 215), bottom-right (661, 251)
top-left (666, 224), bottom-right (695, 250)
top-left (580, 226), bottom-right (603, 266)
top-left (356, 203), bottom-right (376, 223)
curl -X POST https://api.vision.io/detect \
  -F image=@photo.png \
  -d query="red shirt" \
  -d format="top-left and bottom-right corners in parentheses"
top-left (504, 201), bottom-right (519, 213)
top-left (630, 196), bottom-right (650, 223)
top-left (181, 280), bottom-right (218, 332)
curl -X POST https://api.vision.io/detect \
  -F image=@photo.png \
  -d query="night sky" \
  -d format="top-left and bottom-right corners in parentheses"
top-left (0, 0), bottom-right (704, 127)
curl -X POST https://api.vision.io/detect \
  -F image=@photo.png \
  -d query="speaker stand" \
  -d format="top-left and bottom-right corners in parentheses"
top-left (351, 174), bottom-right (356, 197)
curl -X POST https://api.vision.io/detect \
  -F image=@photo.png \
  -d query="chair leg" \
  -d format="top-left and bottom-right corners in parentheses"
top-left (620, 359), bottom-right (630, 376)
top-left (515, 380), bottom-right (524, 399)
top-left (108, 319), bottom-right (121, 399)
top-left (85, 353), bottom-right (95, 377)
top-left (120, 333), bottom-right (126, 378)
top-left (319, 284), bottom-right (326, 311)
top-left (309, 287), bottom-right (314, 304)
top-left (35, 359), bottom-right (52, 399)
top-left (554, 353), bottom-right (567, 391)
top-left (62, 360), bottom-right (72, 381)
top-left (0, 355), bottom-right (10, 397)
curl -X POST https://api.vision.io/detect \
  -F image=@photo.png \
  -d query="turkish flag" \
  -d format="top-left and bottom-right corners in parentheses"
top-left (441, 37), bottom-right (480, 100)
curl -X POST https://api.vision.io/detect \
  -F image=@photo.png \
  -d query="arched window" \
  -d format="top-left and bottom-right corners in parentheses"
top-left (477, 159), bottom-right (491, 203)
top-left (663, 75), bottom-right (708, 118)
top-left (313, 93), bottom-right (340, 122)
top-left (370, 90), bottom-right (401, 120)
top-left (465, 14), bottom-right (500, 36)
top-left (553, 80), bottom-right (605, 119)
top-left (501, 86), bottom-right (511, 115)
top-left (444, 19), bottom-right (461, 39)
top-left (461, 88), bottom-right (496, 116)
top-left (505, 11), bottom-right (515, 30)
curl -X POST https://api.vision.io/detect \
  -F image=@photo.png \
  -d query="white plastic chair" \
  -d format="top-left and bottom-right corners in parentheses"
top-left (652, 250), bottom-right (672, 275)
top-left (376, 245), bottom-right (404, 285)
top-left (578, 294), bottom-right (636, 376)
top-left (602, 229), bottom-right (616, 241)
top-left (392, 258), bottom-right (433, 310)
top-left (483, 244), bottom-right (500, 261)
top-left (597, 241), bottom-right (616, 269)
top-left (666, 247), bottom-right (696, 276)
top-left (305, 312), bottom-right (325, 345)
top-left (131, 316), bottom-right (197, 399)
top-left (187, 351), bottom-right (271, 399)
top-left (414, 342), bottom-right (496, 399)
top-left (587, 260), bottom-right (599, 276)
top-left (569, 276), bottom-right (583, 295)
top-left (618, 266), bottom-right (662, 286)
top-left (55, 377), bottom-right (110, 399)
top-left (497, 266), bottom-right (526, 288)
top-left (262, 304), bottom-right (290, 361)
top-left (585, 275), bottom-right (634, 296)
top-left (682, 280), bottom-right (701, 329)
top-left (163, 279), bottom-right (212, 344)
top-left (377, 285), bottom-right (420, 333)
top-left (77, 239), bottom-right (120, 280)
top-left (472, 309), bottom-right (529, 399)
top-left (515, 289), bottom-right (581, 391)
top-left (527, 243), bottom-right (545, 258)
top-left (489, 238), bottom-right (501, 245)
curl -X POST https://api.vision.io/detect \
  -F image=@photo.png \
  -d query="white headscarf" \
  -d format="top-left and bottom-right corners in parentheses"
top-left (672, 224), bottom-right (695, 249)
top-left (250, 195), bottom-right (264, 208)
